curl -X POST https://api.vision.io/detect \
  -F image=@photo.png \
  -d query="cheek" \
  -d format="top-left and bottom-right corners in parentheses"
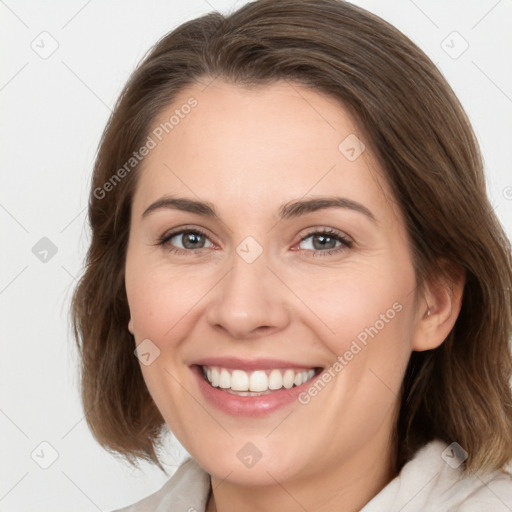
top-left (124, 256), bottom-right (203, 425)
top-left (126, 279), bottom-right (183, 346)
top-left (291, 263), bottom-right (415, 355)
top-left (289, 262), bottom-right (417, 410)
top-left (125, 255), bottom-right (221, 368)
top-left (125, 269), bottom-right (163, 340)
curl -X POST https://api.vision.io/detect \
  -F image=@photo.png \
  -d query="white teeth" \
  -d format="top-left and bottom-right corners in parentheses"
top-left (231, 370), bottom-right (249, 391)
top-left (210, 367), bottom-right (220, 387)
top-left (202, 366), bottom-right (317, 393)
top-left (294, 371), bottom-right (306, 386)
top-left (249, 370), bottom-right (268, 392)
top-left (268, 369), bottom-right (283, 390)
top-left (283, 369), bottom-right (295, 389)
top-left (219, 368), bottom-right (231, 389)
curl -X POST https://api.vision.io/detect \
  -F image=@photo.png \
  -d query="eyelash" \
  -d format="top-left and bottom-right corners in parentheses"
top-left (298, 228), bottom-right (353, 257)
top-left (157, 227), bottom-right (353, 257)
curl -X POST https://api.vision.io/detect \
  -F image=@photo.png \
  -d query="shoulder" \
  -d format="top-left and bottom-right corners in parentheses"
top-left (110, 457), bottom-right (211, 512)
top-left (362, 439), bottom-right (512, 511)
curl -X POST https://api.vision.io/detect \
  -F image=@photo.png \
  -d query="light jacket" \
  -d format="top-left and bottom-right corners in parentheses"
top-left (112, 439), bottom-right (512, 511)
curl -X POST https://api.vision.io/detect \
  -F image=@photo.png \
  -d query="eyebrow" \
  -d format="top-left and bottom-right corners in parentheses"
top-left (142, 195), bottom-right (377, 224)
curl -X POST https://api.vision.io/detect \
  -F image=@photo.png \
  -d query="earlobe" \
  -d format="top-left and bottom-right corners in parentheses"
top-left (128, 318), bottom-right (134, 335)
top-left (412, 265), bottom-right (465, 352)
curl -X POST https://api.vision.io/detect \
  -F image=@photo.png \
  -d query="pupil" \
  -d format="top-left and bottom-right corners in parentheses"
top-left (183, 232), bottom-right (203, 249)
top-left (314, 234), bottom-right (335, 250)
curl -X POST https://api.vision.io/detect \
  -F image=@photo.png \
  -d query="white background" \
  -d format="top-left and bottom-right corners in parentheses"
top-left (1, 1), bottom-right (511, 511)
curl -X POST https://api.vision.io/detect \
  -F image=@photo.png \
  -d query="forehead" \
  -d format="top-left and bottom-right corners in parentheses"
top-left (132, 79), bottom-right (397, 222)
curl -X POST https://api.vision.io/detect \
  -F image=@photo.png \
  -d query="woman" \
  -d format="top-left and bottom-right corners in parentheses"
top-left (71, 0), bottom-right (512, 510)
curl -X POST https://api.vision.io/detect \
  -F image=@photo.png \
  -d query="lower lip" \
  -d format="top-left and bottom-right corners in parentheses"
top-left (191, 365), bottom-right (321, 417)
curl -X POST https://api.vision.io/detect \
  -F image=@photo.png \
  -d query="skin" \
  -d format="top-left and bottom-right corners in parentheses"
top-left (125, 79), bottom-right (464, 512)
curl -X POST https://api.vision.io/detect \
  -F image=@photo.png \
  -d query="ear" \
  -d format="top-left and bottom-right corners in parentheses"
top-left (411, 261), bottom-right (465, 352)
top-left (128, 318), bottom-right (134, 335)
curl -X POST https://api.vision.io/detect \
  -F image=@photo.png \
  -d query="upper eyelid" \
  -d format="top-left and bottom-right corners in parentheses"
top-left (300, 228), bottom-right (350, 241)
top-left (161, 226), bottom-right (213, 240)
top-left (159, 227), bottom-right (214, 247)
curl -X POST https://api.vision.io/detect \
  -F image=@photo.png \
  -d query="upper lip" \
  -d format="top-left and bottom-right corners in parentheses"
top-left (192, 357), bottom-right (322, 372)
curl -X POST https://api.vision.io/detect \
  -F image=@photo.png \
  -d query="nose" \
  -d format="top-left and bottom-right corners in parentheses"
top-left (205, 249), bottom-right (291, 340)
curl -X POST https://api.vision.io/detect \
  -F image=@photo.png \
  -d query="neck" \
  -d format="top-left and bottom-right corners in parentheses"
top-left (206, 426), bottom-right (398, 512)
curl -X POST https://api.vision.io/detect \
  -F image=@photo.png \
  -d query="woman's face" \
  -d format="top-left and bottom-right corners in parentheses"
top-left (125, 80), bottom-right (424, 486)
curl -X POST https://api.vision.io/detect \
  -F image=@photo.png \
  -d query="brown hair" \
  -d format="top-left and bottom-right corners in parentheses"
top-left (71, 0), bottom-right (512, 475)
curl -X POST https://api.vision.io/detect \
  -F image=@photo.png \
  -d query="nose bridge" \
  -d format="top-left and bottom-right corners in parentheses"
top-left (206, 240), bottom-right (290, 338)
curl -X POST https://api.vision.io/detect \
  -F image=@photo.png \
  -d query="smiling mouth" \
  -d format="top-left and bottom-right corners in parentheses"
top-left (199, 365), bottom-right (322, 396)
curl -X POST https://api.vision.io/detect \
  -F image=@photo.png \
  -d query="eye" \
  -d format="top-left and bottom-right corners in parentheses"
top-left (158, 228), bottom-right (214, 254)
top-left (296, 229), bottom-right (352, 256)
top-left (156, 227), bottom-right (352, 257)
